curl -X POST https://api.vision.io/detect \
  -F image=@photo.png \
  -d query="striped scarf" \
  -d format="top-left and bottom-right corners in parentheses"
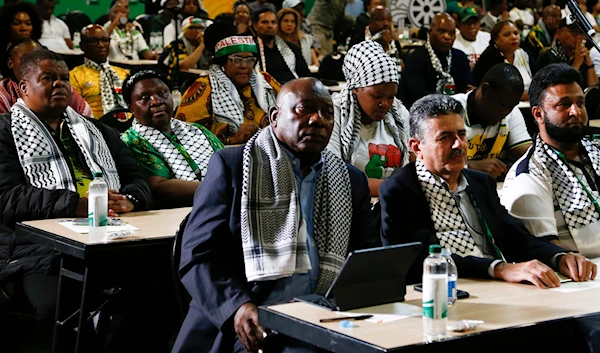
top-left (83, 58), bottom-right (127, 115)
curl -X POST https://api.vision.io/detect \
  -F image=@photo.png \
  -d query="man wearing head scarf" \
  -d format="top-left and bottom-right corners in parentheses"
top-left (70, 24), bottom-right (130, 119)
top-left (172, 77), bottom-right (379, 353)
top-left (400, 13), bottom-right (474, 108)
top-left (327, 41), bottom-right (410, 196)
top-left (159, 16), bottom-right (210, 80)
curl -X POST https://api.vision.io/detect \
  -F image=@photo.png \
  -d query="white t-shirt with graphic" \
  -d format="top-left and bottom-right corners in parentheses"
top-left (453, 31), bottom-right (491, 69)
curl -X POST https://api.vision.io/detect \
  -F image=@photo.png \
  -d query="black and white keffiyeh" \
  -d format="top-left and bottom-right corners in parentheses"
top-left (83, 58), bottom-right (127, 115)
top-left (299, 34), bottom-right (314, 67)
top-left (11, 99), bottom-right (120, 192)
top-left (241, 126), bottom-right (353, 295)
top-left (258, 36), bottom-right (298, 79)
top-left (425, 38), bottom-right (455, 94)
top-left (551, 39), bottom-right (571, 63)
top-left (131, 118), bottom-right (214, 181)
top-left (415, 159), bottom-right (478, 256)
top-left (529, 135), bottom-right (600, 234)
top-left (209, 64), bottom-right (276, 134)
top-left (337, 41), bottom-right (409, 165)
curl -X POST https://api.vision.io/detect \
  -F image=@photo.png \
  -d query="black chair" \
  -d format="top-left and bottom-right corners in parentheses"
top-left (135, 14), bottom-right (156, 44)
top-left (585, 85), bottom-right (600, 123)
top-left (99, 107), bottom-right (133, 133)
top-left (172, 213), bottom-right (191, 324)
top-left (60, 11), bottom-right (92, 37)
top-left (95, 14), bottom-right (109, 26)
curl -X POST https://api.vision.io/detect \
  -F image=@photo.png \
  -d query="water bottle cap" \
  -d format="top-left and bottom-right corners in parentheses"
top-left (429, 244), bottom-right (442, 254)
top-left (93, 172), bottom-right (104, 178)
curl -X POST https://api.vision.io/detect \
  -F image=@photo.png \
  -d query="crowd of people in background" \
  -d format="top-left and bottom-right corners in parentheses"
top-left (0, 0), bottom-right (600, 352)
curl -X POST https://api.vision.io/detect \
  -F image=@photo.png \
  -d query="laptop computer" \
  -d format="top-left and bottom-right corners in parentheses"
top-left (294, 242), bottom-right (422, 311)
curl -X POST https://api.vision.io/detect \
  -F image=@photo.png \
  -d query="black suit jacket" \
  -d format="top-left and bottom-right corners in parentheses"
top-left (379, 163), bottom-right (566, 285)
top-left (172, 146), bottom-right (380, 353)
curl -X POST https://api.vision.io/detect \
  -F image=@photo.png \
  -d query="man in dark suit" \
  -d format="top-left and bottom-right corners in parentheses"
top-left (172, 77), bottom-right (379, 353)
top-left (379, 93), bottom-right (596, 286)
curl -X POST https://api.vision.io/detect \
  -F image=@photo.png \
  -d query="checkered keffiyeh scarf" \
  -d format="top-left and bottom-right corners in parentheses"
top-left (241, 126), bottom-right (353, 295)
top-left (337, 41), bottom-right (409, 165)
top-left (425, 39), bottom-right (455, 94)
top-left (83, 58), bottom-right (127, 115)
top-left (551, 39), bottom-right (571, 63)
top-left (416, 159), bottom-right (478, 256)
top-left (259, 36), bottom-right (299, 78)
top-left (529, 135), bottom-right (600, 235)
top-left (11, 99), bottom-right (120, 192)
top-left (209, 64), bottom-right (276, 134)
top-left (131, 118), bottom-right (214, 181)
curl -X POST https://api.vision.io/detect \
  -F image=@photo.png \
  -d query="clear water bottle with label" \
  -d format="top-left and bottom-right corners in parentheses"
top-left (73, 32), bottom-right (81, 50)
top-left (155, 32), bottom-right (164, 54)
top-left (423, 244), bottom-right (447, 341)
top-left (88, 172), bottom-right (108, 242)
top-left (172, 89), bottom-right (182, 109)
top-left (441, 248), bottom-right (458, 307)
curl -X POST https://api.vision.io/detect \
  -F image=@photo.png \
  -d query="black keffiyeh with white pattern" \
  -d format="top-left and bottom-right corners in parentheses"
top-left (241, 126), bottom-right (352, 295)
top-left (337, 41), bottom-right (409, 165)
top-left (259, 36), bottom-right (299, 79)
top-left (83, 58), bottom-right (127, 115)
top-left (425, 38), bottom-right (455, 94)
top-left (11, 99), bottom-right (120, 192)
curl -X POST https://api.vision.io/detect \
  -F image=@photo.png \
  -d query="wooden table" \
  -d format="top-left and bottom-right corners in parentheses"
top-left (590, 119), bottom-right (600, 128)
top-left (260, 278), bottom-right (600, 352)
top-left (109, 59), bottom-right (159, 70)
top-left (17, 207), bottom-right (191, 353)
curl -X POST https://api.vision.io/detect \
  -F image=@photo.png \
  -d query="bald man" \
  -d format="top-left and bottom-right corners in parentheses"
top-left (349, 6), bottom-right (400, 59)
top-left (173, 77), bottom-right (380, 353)
top-left (70, 24), bottom-right (130, 119)
top-left (523, 5), bottom-right (561, 60)
top-left (399, 13), bottom-right (474, 108)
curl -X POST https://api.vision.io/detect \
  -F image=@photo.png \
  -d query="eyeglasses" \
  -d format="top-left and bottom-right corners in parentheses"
top-left (228, 55), bottom-right (257, 67)
top-left (82, 38), bottom-right (111, 45)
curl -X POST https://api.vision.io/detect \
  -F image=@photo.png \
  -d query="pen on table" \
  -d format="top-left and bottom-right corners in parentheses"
top-left (319, 314), bottom-right (373, 323)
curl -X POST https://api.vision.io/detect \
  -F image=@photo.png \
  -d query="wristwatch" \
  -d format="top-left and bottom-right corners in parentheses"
top-left (124, 194), bottom-right (139, 210)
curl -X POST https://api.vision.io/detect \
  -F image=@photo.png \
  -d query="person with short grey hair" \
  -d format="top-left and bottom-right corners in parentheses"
top-left (379, 93), bottom-right (595, 287)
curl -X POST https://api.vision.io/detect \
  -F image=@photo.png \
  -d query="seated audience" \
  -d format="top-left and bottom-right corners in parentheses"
top-left (0, 38), bottom-right (92, 116)
top-left (282, 0), bottom-right (313, 35)
top-left (277, 8), bottom-right (319, 67)
top-left (379, 93), bottom-right (596, 286)
top-left (509, 0), bottom-right (536, 39)
top-left (37, 0), bottom-right (73, 52)
top-left (453, 7), bottom-right (491, 70)
top-left (172, 77), bottom-right (379, 353)
top-left (400, 13), bottom-right (473, 108)
top-left (523, 5), bottom-right (561, 60)
top-left (0, 49), bottom-right (151, 348)
top-left (308, 0), bottom-right (348, 55)
top-left (351, 0), bottom-right (386, 46)
top-left (233, 1), bottom-right (254, 36)
top-left (481, 0), bottom-right (509, 32)
top-left (175, 23), bottom-right (279, 144)
top-left (163, 0), bottom-right (209, 45)
top-left (249, 0), bottom-right (277, 14)
top-left (70, 25), bottom-right (129, 119)
top-left (121, 70), bottom-right (222, 207)
top-left (537, 18), bottom-right (599, 89)
top-left (254, 8), bottom-right (311, 83)
top-left (327, 41), bottom-right (410, 196)
top-left (149, 0), bottom-right (180, 46)
top-left (453, 63), bottom-right (532, 178)
top-left (350, 6), bottom-right (401, 64)
top-left (159, 16), bottom-right (210, 80)
top-left (104, 0), bottom-right (158, 60)
top-left (501, 63), bottom-right (600, 258)
top-left (473, 20), bottom-right (535, 100)
top-left (0, 1), bottom-right (42, 52)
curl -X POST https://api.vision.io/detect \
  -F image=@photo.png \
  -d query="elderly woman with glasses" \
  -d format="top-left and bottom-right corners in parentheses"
top-left (121, 69), bottom-right (223, 207)
top-left (175, 22), bottom-right (280, 145)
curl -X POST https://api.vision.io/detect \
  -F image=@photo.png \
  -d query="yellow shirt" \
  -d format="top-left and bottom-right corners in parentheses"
top-left (70, 64), bottom-right (130, 119)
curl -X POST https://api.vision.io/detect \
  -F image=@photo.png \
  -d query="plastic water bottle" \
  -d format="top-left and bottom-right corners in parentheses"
top-left (155, 32), bottom-right (164, 54)
top-left (172, 89), bottom-right (182, 109)
top-left (423, 244), bottom-right (448, 341)
top-left (441, 248), bottom-right (458, 307)
top-left (150, 32), bottom-right (157, 50)
top-left (88, 172), bottom-right (108, 242)
top-left (73, 32), bottom-right (81, 50)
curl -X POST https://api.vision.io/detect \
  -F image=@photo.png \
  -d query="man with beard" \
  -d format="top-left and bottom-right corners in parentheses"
top-left (501, 63), bottom-right (600, 258)
top-left (379, 93), bottom-right (595, 287)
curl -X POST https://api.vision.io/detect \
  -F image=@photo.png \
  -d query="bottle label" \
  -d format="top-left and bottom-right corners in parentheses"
top-left (422, 274), bottom-right (448, 319)
top-left (448, 279), bottom-right (457, 299)
top-left (89, 197), bottom-right (108, 227)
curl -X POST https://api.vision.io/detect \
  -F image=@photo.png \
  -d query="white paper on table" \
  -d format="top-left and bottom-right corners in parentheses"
top-left (550, 257), bottom-right (600, 293)
top-left (57, 220), bottom-right (139, 234)
top-left (343, 302), bottom-right (422, 323)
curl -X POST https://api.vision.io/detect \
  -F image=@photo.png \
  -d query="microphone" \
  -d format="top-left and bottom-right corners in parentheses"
top-left (567, 0), bottom-right (596, 38)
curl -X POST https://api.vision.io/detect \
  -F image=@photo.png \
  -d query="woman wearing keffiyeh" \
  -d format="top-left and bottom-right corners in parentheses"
top-left (327, 40), bottom-right (410, 196)
top-left (175, 23), bottom-right (280, 145)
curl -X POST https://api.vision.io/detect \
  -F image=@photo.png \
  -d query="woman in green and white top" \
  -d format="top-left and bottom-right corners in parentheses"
top-left (121, 70), bottom-right (223, 207)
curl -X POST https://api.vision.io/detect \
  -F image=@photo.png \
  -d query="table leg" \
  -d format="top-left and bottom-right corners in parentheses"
top-left (52, 257), bottom-right (66, 353)
top-left (74, 266), bottom-right (90, 353)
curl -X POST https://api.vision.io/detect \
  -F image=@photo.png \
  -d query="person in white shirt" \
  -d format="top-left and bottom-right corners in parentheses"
top-left (453, 6), bottom-right (491, 70)
top-left (453, 63), bottom-right (532, 178)
top-left (104, 0), bottom-right (157, 61)
top-left (327, 41), bottom-right (411, 196)
top-left (36, 0), bottom-right (73, 52)
top-left (509, 0), bottom-right (537, 39)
